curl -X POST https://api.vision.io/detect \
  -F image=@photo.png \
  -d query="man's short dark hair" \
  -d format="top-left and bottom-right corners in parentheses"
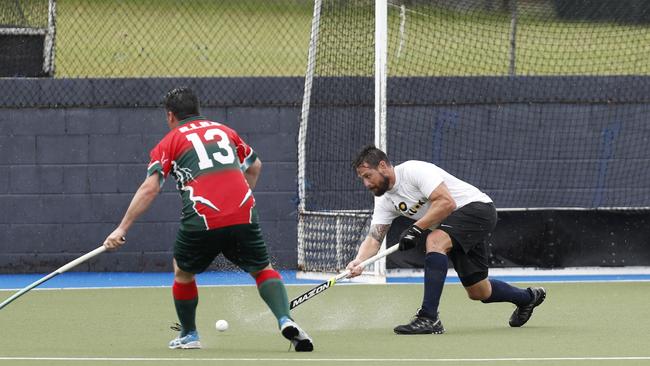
top-left (164, 87), bottom-right (200, 121)
top-left (352, 144), bottom-right (391, 169)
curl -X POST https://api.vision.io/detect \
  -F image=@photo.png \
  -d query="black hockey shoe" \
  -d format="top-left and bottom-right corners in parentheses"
top-left (394, 310), bottom-right (445, 335)
top-left (509, 287), bottom-right (546, 327)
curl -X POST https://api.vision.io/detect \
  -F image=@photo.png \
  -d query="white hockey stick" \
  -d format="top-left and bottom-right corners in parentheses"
top-left (290, 244), bottom-right (399, 309)
top-left (0, 245), bottom-right (107, 310)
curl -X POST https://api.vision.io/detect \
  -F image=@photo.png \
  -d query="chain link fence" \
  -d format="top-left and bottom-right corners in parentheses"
top-left (3, 0), bottom-right (650, 107)
top-left (1, 0), bottom-right (314, 107)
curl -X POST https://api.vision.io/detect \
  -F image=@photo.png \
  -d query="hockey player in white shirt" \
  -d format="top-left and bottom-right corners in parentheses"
top-left (346, 145), bottom-right (546, 334)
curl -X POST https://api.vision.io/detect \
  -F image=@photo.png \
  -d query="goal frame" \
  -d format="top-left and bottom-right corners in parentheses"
top-left (297, 0), bottom-right (389, 282)
top-left (0, 0), bottom-right (57, 76)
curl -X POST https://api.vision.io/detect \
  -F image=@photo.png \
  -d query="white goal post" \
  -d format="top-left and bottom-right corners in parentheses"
top-left (373, 0), bottom-right (389, 281)
top-left (297, 0), bottom-right (389, 282)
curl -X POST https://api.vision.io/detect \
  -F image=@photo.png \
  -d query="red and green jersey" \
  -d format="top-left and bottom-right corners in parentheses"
top-left (147, 116), bottom-right (259, 231)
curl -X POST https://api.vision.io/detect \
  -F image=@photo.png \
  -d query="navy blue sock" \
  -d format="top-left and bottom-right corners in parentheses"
top-left (420, 252), bottom-right (448, 319)
top-left (481, 279), bottom-right (532, 306)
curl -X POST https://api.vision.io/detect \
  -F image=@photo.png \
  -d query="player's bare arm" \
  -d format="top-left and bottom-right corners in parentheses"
top-left (103, 173), bottom-right (161, 250)
top-left (413, 182), bottom-right (456, 230)
top-left (346, 224), bottom-right (389, 277)
top-left (368, 223), bottom-right (390, 243)
top-left (245, 158), bottom-right (262, 189)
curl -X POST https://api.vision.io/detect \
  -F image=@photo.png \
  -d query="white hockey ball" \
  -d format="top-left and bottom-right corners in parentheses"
top-left (215, 319), bottom-right (229, 332)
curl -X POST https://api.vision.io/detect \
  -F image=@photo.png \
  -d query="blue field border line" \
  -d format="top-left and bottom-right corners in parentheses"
top-left (0, 271), bottom-right (323, 291)
top-left (2, 270), bottom-right (650, 291)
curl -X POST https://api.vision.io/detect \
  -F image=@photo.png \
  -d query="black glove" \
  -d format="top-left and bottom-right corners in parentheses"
top-left (398, 224), bottom-right (430, 251)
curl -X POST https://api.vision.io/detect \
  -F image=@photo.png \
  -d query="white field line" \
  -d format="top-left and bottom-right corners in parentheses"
top-left (388, 266), bottom-right (650, 278)
top-left (300, 266), bottom-right (650, 282)
top-left (1, 356), bottom-right (650, 363)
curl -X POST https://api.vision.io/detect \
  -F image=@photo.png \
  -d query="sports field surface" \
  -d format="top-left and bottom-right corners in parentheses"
top-left (1, 279), bottom-right (649, 366)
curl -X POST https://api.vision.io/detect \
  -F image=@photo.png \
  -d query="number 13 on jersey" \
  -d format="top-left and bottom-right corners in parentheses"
top-left (185, 128), bottom-right (236, 169)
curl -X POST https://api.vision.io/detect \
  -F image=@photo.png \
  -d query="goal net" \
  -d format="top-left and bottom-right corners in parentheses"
top-left (0, 0), bottom-right (56, 76)
top-left (297, 0), bottom-right (650, 278)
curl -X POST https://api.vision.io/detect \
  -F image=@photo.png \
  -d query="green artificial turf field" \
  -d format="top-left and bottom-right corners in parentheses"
top-left (1, 281), bottom-right (649, 366)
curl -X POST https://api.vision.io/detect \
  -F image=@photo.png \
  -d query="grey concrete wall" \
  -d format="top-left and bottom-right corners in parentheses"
top-left (0, 106), bottom-right (300, 273)
top-left (3, 75), bottom-right (650, 273)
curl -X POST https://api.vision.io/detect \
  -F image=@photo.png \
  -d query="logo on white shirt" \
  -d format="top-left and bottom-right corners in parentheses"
top-left (396, 199), bottom-right (427, 217)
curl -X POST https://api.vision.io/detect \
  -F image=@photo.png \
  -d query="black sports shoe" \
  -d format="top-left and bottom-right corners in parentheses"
top-left (509, 287), bottom-right (546, 327)
top-left (280, 319), bottom-right (314, 352)
top-left (394, 311), bottom-right (445, 335)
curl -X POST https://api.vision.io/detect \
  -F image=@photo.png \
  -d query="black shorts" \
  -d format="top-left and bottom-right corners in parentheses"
top-left (437, 202), bottom-right (497, 287)
top-left (174, 222), bottom-right (270, 274)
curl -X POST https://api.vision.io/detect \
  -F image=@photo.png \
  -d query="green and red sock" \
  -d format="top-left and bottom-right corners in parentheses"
top-left (172, 280), bottom-right (198, 336)
top-left (255, 269), bottom-right (290, 325)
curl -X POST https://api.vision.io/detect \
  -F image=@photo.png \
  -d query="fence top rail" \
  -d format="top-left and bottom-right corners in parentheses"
top-left (2, 76), bottom-right (650, 108)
